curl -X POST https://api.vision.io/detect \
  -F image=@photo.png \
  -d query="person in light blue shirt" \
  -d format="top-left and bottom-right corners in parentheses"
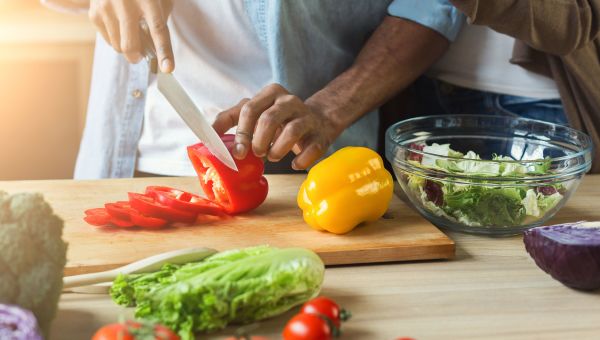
top-left (44, 0), bottom-right (463, 178)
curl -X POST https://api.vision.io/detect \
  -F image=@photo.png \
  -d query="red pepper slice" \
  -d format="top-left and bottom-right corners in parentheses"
top-left (104, 202), bottom-right (131, 221)
top-left (105, 201), bottom-right (169, 229)
top-left (187, 134), bottom-right (268, 214)
top-left (84, 207), bottom-right (134, 228)
top-left (109, 216), bottom-right (136, 228)
top-left (129, 210), bottom-right (169, 229)
top-left (128, 192), bottom-right (197, 224)
top-left (145, 186), bottom-right (223, 215)
top-left (84, 208), bottom-right (113, 226)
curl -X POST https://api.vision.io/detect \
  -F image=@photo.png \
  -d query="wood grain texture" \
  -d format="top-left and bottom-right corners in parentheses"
top-left (49, 175), bottom-right (600, 340)
top-left (0, 175), bottom-right (454, 275)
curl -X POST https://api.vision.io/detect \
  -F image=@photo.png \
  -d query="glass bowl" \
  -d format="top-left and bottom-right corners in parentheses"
top-left (385, 115), bottom-right (594, 236)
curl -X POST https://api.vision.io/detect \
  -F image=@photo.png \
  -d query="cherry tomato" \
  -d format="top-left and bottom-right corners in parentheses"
top-left (283, 313), bottom-right (332, 340)
top-left (145, 186), bottom-right (224, 215)
top-left (300, 297), bottom-right (349, 328)
top-left (128, 193), bottom-right (197, 224)
top-left (92, 321), bottom-right (179, 340)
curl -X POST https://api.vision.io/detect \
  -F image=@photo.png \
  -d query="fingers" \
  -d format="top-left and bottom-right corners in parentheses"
top-left (89, 2), bottom-right (121, 52)
top-left (212, 99), bottom-right (249, 135)
top-left (89, 1), bottom-right (173, 69)
top-left (292, 138), bottom-right (328, 170)
top-left (88, 6), bottom-right (111, 45)
top-left (104, 7), bottom-right (122, 53)
top-left (142, 1), bottom-right (174, 72)
top-left (292, 144), bottom-right (302, 155)
top-left (252, 104), bottom-right (295, 158)
top-left (268, 120), bottom-right (308, 162)
top-left (120, 18), bottom-right (142, 63)
top-left (234, 84), bottom-right (287, 159)
top-left (217, 83), bottom-right (330, 168)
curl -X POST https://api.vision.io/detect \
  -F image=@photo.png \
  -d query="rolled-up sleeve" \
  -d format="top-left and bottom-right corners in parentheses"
top-left (388, 0), bottom-right (464, 41)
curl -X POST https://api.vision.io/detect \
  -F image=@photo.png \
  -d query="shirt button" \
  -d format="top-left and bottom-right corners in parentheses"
top-left (132, 89), bottom-right (143, 99)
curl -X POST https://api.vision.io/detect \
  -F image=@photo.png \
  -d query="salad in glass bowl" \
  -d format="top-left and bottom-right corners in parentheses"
top-left (385, 115), bottom-right (593, 236)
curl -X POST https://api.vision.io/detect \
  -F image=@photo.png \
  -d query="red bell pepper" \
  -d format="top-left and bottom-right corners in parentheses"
top-left (84, 208), bottom-right (113, 227)
top-left (145, 186), bottom-right (223, 215)
top-left (187, 134), bottom-right (268, 214)
top-left (128, 193), bottom-right (198, 224)
top-left (105, 201), bottom-right (169, 229)
top-left (84, 208), bottom-right (135, 228)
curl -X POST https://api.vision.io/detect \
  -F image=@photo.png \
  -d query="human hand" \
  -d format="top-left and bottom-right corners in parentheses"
top-left (212, 84), bottom-right (343, 170)
top-left (89, 0), bottom-right (174, 72)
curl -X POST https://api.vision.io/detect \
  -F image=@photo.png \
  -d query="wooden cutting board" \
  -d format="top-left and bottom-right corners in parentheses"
top-left (0, 175), bottom-right (454, 275)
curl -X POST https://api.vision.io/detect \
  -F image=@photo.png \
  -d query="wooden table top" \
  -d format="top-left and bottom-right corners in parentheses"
top-left (32, 175), bottom-right (600, 339)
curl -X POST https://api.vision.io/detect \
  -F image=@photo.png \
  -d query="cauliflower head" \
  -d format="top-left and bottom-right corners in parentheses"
top-left (0, 191), bottom-right (68, 337)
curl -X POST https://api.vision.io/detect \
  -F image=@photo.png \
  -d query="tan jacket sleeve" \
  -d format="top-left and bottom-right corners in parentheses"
top-left (450, 0), bottom-right (600, 56)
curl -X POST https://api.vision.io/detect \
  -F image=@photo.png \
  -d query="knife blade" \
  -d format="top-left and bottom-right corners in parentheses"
top-left (156, 73), bottom-right (238, 172)
top-left (138, 19), bottom-right (238, 172)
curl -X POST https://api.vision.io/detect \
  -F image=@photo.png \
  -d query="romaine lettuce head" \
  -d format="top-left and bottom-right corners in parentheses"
top-left (111, 246), bottom-right (324, 339)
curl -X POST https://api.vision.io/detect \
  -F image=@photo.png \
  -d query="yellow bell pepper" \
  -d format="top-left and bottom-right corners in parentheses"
top-left (297, 146), bottom-right (394, 234)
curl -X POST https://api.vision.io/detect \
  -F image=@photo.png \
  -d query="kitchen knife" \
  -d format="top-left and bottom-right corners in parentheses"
top-left (140, 20), bottom-right (238, 172)
top-left (156, 73), bottom-right (239, 172)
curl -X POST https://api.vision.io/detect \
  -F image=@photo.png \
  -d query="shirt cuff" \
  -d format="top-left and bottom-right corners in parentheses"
top-left (388, 0), bottom-right (464, 42)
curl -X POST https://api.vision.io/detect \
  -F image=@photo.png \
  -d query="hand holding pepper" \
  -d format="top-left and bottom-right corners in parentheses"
top-left (212, 17), bottom-right (452, 171)
top-left (212, 84), bottom-right (344, 171)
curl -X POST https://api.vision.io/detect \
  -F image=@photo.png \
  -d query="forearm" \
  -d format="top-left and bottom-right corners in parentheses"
top-left (306, 16), bottom-right (449, 135)
top-left (451, 0), bottom-right (600, 55)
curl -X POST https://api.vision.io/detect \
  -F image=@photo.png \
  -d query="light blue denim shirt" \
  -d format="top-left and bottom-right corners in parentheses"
top-left (74, 0), bottom-right (462, 179)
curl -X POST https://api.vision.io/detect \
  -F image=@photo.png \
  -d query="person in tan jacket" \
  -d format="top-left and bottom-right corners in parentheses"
top-left (449, 0), bottom-right (600, 172)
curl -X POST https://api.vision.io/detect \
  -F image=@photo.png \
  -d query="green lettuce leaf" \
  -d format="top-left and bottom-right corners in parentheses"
top-left (443, 186), bottom-right (526, 226)
top-left (537, 192), bottom-right (563, 213)
top-left (406, 143), bottom-right (565, 227)
top-left (522, 189), bottom-right (541, 217)
top-left (421, 143), bottom-right (463, 168)
top-left (436, 151), bottom-right (502, 175)
top-left (111, 246), bottom-right (324, 339)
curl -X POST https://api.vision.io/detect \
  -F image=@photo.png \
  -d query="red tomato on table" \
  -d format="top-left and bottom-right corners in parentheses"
top-left (300, 296), bottom-right (350, 328)
top-left (187, 134), bottom-right (268, 214)
top-left (283, 313), bottom-right (332, 340)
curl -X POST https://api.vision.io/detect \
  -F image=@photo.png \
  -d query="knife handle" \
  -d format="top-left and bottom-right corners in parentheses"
top-left (140, 20), bottom-right (159, 74)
